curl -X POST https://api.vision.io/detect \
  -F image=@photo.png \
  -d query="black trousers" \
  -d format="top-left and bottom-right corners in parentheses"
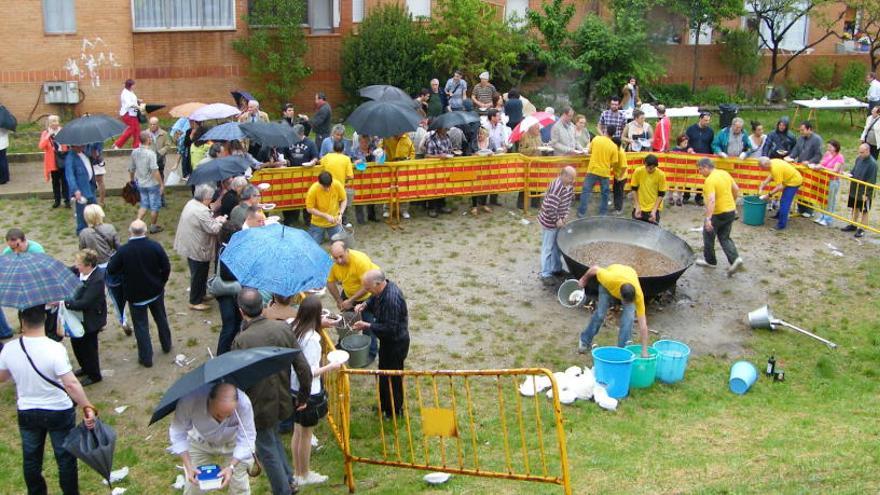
top-left (130, 295), bottom-right (172, 365)
top-left (471, 195), bottom-right (488, 207)
top-left (703, 210), bottom-right (739, 266)
top-left (0, 148), bottom-right (8, 184)
top-left (378, 338), bottom-right (409, 416)
top-left (187, 258), bottom-right (210, 305)
top-left (71, 331), bottom-right (101, 380)
top-left (612, 178), bottom-right (626, 211)
top-left (50, 170), bottom-right (69, 205)
top-left (869, 144), bottom-right (879, 160)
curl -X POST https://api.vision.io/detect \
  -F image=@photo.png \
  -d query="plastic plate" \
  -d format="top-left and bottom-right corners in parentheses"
top-left (257, 183), bottom-right (271, 191)
top-left (327, 350), bottom-right (350, 364)
top-left (423, 472), bottom-right (451, 485)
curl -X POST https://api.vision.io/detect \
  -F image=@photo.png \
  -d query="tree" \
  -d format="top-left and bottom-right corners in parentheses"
top-left (720, 29), bottom-right (762, 92)
top-left (526, 0), bottom-right (579, 81)
top-left (665, 0), bottom-right (743, 92)
top-left (849, 0), bottom-right (880, 70)
top-left (424, 0), bottom-right (527, 89)
top-left (340, 4), bottom-right (434, 101)
top-left (746, 0), bottom-right (847, 84)
top-left (232, 0), bottom-right (311, 112)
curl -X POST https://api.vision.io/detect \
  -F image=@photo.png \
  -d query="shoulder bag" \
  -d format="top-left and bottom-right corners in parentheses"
top-left (208, 246), bottom-right (242, 297)
top-left (20, 339), bottom-right (68, 394)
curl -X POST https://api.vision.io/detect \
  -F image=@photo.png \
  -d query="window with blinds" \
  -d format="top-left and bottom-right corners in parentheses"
top-left (43, 0), bottom-right (76, 34)
top-left (132, 0), bottom-right (235, 31)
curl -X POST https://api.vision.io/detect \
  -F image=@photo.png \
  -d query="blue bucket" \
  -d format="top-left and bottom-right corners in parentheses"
top-left (591, 346), bottom-right (635, 399)
top-left (729, 361), bottom-right (758, 395)
top-left (652, 340), bottom-right (691, 384)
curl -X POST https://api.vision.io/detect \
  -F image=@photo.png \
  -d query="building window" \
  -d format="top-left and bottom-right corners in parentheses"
top-left (353, 0), bottom-right (364, 23)
top-left (687, 25), bottom-right (713, 45)
top-left (132, 0), bottom-right (235, 31)
top-left (407, 0), bottom-right (431, 19)
top-left (309, 0), bottom-right (333, 32)
top-left (505, 0), bottom-right (529, 26)
top-left (43, 0), bottom-right (76, 34)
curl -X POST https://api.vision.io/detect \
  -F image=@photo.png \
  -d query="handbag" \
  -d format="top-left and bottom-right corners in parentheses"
top-left (121, 181), bottom-right (140, 206)
top-left (208, 246), bottom-right (241, 297)
top-left (136, 109), bottom-right (147, 124)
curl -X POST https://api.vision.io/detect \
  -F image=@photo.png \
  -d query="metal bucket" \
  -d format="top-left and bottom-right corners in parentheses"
top-left (557, 279), bottom-right (586, 308)
top-left (747, 305), bottom-right (775, 329)
top-left (340, 334), bottom-right (372, 368)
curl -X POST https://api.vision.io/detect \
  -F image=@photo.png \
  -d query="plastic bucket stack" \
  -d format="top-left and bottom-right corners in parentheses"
top-left (625, 345), bottom-right (659, 389)
top-left (729, 361), bottom-right (758, 395)
top-left (742, 195), bottom-right (767, 226)
top-left (591, 346), bottom-right (635, 399)
top-left (653, 340), bottom-right (691, 384)
top-left (340, 334), bottom-right (372, 368)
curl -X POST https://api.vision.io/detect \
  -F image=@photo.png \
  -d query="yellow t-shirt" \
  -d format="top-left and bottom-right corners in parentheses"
top-left (596, 264), bottom-right (646, 317)
top-left (305, 180), bottom-right (346, 228)
top-left (702, 169), bottom-right (737, 215)
top-left (327, 249), bottom-right (379, 301)
top-left (586, 136), bottom-right (619, 178)
top-left (769, 159), bottom-right (803, 187)
top-left (383, 135), bottom-right (415, 161)
top-left (630, 166), bottom-right (668, 212)
top-left (320, 152), bottom-right (354, 186)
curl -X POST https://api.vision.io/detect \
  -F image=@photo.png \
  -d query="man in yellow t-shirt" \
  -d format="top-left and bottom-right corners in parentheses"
top-left (757, 157), bottom-right (803, 231)
top-left (577, 264), bottom-right (650, 357)
top-left (327, 240), bottom-right (381, 359)
top-left (320, 140), bottom-right (355, 227)
top-left (629, 154), bottom-right (667, 224)
top-left (696, 158), bottom-right (743, 276)
top-left (305, 171), bottom-right (347, 245)
top-left (382, 133), bottom-right (416, 219)
top-left (578, 124), bottom-right (620, 218)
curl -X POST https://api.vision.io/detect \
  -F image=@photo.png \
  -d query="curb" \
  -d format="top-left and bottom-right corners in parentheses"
top-left (0, 184), bottom-right (191, 201)
top-left (7, 148), bottom-right (158, 163)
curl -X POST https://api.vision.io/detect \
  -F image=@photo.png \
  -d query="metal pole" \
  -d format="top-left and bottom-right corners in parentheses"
top-left (773, 319), bottom-right (838, 349)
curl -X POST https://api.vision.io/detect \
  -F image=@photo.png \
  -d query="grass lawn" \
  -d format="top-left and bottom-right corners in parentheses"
top-left (0, 112), bottom-right (876, 494)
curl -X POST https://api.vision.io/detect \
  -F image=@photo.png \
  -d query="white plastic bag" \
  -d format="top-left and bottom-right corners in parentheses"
top-left (59, 305), bottom-right (84, 338)
top-left (164, 169), bottom-right (182, 186)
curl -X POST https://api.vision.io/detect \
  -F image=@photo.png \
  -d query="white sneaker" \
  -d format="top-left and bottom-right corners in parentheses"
top-left (812, 217), bottom-right (823, 224)
top-left (727, 257), bottom-right (744, 277)
top-left (344, 222), bottom-right (353, 229)
top-left (801, 212), bottom-right (812, 218)
top-left (402, 211), bottom-right (411, 219)
top-left (694, 258), bottom-right (716, 268)
top-left (311, 434), bottom-right (319, 448)
top-left (297, 471), bottom-right (328, 486)
top-left (382, 211), bottom-right (390, 218)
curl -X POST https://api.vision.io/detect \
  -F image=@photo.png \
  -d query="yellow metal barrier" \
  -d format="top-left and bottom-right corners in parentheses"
top-left (801, 169), bottom-right (880, 234)
top-left (316, 329), bottom-right (572, 494)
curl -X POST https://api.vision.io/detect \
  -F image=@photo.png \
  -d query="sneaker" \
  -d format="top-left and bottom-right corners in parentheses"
top-left (481, 205), bottom-right (492, 213)
top-left (801, 212), bottom-right (812, 218)
top-left (577, 341), bottom-right (590, 354)
top-left (297, 471), bottom-right (329, 486)
top-left (148, 225), bottom-right (163, 234)
top-left (855, 228), bottom-right (865, 238)
top-left (344, 222), bottom-right (353, 229)
top-left (189, 303), bottom-right (210, 311)
top-left (812, 217), bottom-right (823, 224)
top-left (382, 211), bottom-right (390, 219)
top-left (427, 209), bottom-right (439, 218)
top-left (841, 224), bottom-right (857, 232)
top-left (675, 199), bottom-right (683, 207)
top-left (121, 322), bottom-right (133, 336)
top-left (727, 257), bottom-right (744, 277)
top-left (694, 258), bottom-right (716, 268)
top-left (541, 276), bottom-right (556, 287)
top-left (817, 219), bottom-right (829, 227)
top-left (402, 211), bottom-right (411, 219)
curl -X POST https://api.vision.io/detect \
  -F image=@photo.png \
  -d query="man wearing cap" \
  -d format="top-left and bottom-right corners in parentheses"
top-left (757, 157), bottom-right (803, 230)
top-left (577, 264), bottom-right (650, 357)
top-left (471, 72), bottom-right (496, 111)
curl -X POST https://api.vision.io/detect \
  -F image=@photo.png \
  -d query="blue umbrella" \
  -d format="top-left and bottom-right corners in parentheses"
top-left (220, 223), bottom-right (333, 297)
top-left (0, 253), bottom-right (81, 309)
top-left (202, 122), bottom-right (245, 142)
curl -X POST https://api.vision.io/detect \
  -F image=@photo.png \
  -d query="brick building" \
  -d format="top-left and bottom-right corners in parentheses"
top-left (0, 0), bottom-right (871, 122)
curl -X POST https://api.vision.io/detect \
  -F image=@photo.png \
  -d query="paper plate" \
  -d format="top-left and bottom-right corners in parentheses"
top-left (423, 472), bottom-right (451, 485)
top-left (260, 203), bottom-right (276, 210)
top-left (327, 350), bottom-right (350, 364)
top-left (257, 183), bottom-right (271, 191)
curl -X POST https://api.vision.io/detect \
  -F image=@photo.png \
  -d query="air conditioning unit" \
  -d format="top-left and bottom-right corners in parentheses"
top-left (43, 81), bottom-right (80, 104)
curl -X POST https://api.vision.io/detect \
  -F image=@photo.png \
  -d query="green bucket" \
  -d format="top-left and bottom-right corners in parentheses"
top-left (626, 345), bottom-right (659, 389)
top-left (742, 195), bottom-right (767, 226)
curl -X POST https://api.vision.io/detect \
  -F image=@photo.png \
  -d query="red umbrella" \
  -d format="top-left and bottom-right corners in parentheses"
top-left (509, 112), bottom-right (556, 143)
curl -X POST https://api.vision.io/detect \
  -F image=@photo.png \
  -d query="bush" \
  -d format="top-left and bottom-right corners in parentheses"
top-left (695, 86), bottom-right (731, 105)
top-left (645, 83), bottom-right (693, 106)
top-left (840, 61), bottom-right (867, 96)
top-left (340, 4), bottom-right (434, 101)
top-left (808, 62), bottom-right (835, 90)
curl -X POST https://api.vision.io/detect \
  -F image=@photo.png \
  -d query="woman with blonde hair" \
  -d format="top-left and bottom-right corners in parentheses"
top-left (78, 204), bottom-right (130, 335)
top-left (38, 114), bottom-right (70, 208)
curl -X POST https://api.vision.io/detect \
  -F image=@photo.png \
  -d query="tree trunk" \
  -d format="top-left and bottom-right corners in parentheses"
top-left (766, 45), bottom-right (780, 85)
top-left (691, 22), bottom-right (701, 93)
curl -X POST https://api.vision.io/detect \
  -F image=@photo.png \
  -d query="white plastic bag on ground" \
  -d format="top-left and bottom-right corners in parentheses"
top-left (164, 169), bottom-right (181, 186)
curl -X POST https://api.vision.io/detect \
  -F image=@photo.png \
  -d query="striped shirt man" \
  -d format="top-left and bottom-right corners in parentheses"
top-left (539, 175), bottom-right (575, 229)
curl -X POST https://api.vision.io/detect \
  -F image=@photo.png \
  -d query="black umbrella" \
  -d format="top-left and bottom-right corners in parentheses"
top-left (231, 90), bottom-right (255, 109)
top-left (0, 105), bottom-right (17, 131)
top-left (429, 110), bottom-right (481, 130)
top-left (240, 122), bottom-right (297, 148)
top-left (186, 155), bottom-right (251, 185)
top-left (149, 346), bottom-right (303, 425)
top-left (63, 418), bottom-right (117, 485)
top-left (359, 85), bottom-right (420, 109)
top-left (55, 114), bottom-right (126, 146)
top-left (144, 104), bottom-right (166, 114)
top-left (346, 100), bottom-right (422, 138)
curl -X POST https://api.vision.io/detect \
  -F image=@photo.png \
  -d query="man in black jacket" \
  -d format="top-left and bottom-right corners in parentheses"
top-left (64, 249), bottom-right (107, 386)
top-left (106, 220), bottom-right (171, 368)
top-left (353, 270), bottom-right (409, 417)
top-left (684, 111), bottom-right (715, 206)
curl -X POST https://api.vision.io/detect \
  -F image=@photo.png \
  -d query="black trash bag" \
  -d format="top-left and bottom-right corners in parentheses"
top-left (0, 106), bottom-right (17, 132)
top-left (63, 418), bottom-right (117, 485)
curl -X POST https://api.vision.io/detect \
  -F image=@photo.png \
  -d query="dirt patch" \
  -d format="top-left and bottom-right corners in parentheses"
top-left (568, 241), bottom-right (682, 276)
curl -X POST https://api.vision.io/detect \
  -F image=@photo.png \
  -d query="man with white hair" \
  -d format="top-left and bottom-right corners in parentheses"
top-left (427, 78), bottom-right (447, 118)
top-left (237, 100), bottom-right (269, 124)
top-left (712, 117), bottom-right (752, 159)
top-left (107, 220), bottom-right (172, 367)
top-left (129, 131), bottom-right (164, 233)
top-left (174, 184), bottom-right (227, 311)
top-left (319, 124), bottom-right (349, 158)
top-left (147, 117), bottom-right (175, 179)
top-left (471, 72), bottom-right (496, 111)
top-left (230, 185), bottom-right (261, 227)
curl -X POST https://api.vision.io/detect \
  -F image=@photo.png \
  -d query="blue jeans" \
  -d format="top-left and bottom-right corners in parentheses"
top-left (578, 174), bottom-right (610, 217)
top-left (216, 294), bottom-right (242, 355)
top-left (777, 186), bottom-right (799, 229)
top-left (819, 180), bottom-right (840, 224)
top-left (74, 198), bottom-right (95, 234)
top-left (307, 224), bottom-right (341, 245)
top-left (255, 426), bottom-right (293, 495)
top-left (579, 285), bottom-right (635, 348)
top-left (138, 185), bottom-right (162, 212)
top-left (540, 227), bottom-right (562, 278)
top-left (18, 408), bottom-right (78, 495)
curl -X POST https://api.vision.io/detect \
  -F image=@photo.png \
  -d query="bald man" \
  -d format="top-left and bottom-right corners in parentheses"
top-left (538, 166), bottom-right (576, 285)
top-left (106, 220), bottom-right (172, 367)
top-left (237, 100), bottom-right (269, 124)
top-left (353, 271), bottom-right (409, 418)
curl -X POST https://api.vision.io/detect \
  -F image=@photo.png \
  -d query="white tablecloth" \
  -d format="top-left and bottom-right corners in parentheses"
top-left (792, 98), bottom-right (868, 110)
top-left (623, 105), bottom-right (701, 120)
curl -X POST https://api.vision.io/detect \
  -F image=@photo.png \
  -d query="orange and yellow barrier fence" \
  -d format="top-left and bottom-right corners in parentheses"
top-left (318, 329), bottom-right (572, 494)
top-left (254, 152), bottom-right (879, 233)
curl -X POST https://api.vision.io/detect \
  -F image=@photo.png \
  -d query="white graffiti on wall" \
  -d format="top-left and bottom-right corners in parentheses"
top-left (63, 37), bottom-right (122, 87)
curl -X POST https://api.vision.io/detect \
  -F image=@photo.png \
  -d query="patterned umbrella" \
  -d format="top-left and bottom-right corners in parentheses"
top-left (189, 103), bottom-right (242, 122)
top-left (169, 102), bottom-right (206, 118)
top-left (202, 122), bottom-right (245, 142)
top-left (0, 253), bottom-right (81, 309)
